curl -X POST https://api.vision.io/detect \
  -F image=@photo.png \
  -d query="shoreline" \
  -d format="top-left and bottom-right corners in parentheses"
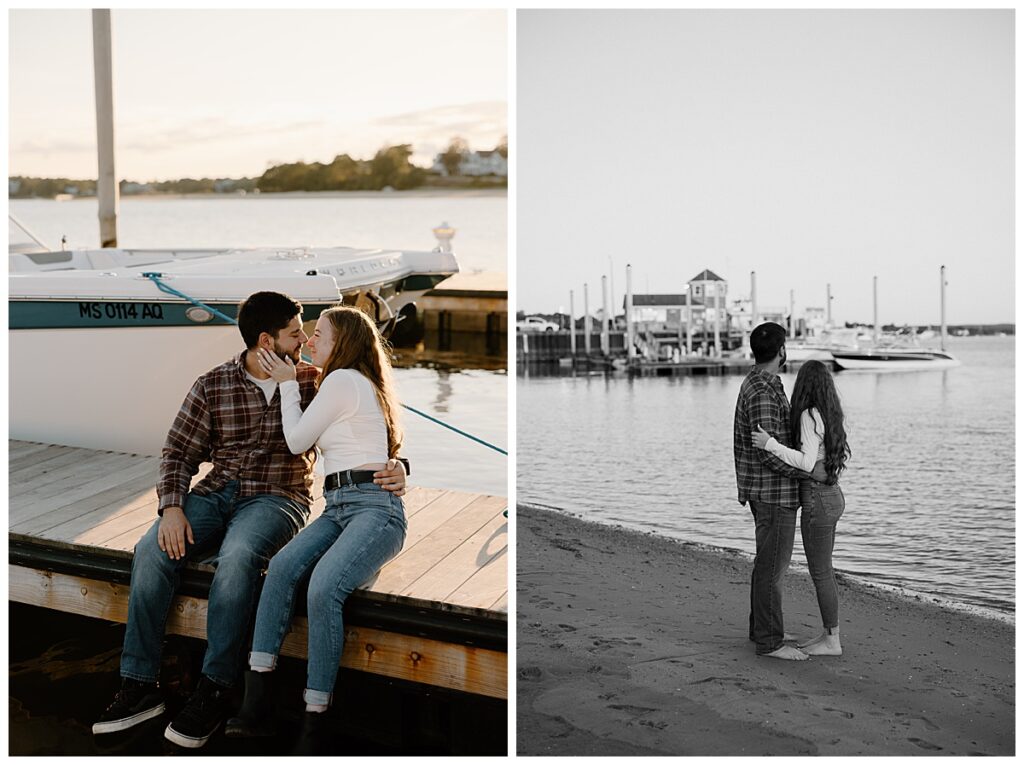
top-left (519, 502), bottom-right (1014, 625)
top-left (516, 503), bottom-right (1014, 756)
top-left (13, 187), bottom-right (507, 202)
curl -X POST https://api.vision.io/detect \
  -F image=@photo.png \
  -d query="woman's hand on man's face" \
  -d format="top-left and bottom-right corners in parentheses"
top-left (750, 424), bottom-right (771, 450)
top-left (257, 348), bottom-right (297, 382)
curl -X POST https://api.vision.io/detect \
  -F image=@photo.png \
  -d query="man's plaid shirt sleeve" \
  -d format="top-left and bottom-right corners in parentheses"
top-left (746, 385), bottom-right (805, 480)
top-left (158, 377), bottom-right (212, 513)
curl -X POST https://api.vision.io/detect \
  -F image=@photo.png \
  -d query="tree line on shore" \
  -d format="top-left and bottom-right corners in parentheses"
top-left (10, 138), bottom-right (508, 198)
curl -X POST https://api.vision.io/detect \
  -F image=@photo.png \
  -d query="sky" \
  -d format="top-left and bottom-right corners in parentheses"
top-left (517, 10), bottom-right (1013, 326)
top-left (9, 9), bottom-right (506, 181)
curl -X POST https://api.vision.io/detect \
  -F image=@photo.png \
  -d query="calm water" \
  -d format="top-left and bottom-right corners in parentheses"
top-left (518, 336), bottom-right (1014, 616)
top-left (9, 190), bottom-right (506, 273)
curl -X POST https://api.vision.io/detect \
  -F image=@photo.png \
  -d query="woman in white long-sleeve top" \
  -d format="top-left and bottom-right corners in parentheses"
top-left (227, 305), bottom-right (406, 753)
top-left (751, 360), bottom-right (851, 657)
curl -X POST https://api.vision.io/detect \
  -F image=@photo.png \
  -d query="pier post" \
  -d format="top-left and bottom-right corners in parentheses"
top-left (626, 264), bottom-right (634, 361)
top-left (583, 283), bottom-right (592, 356)
top-left (601, 275), bottom-right (610, 356)
top-left (873, 275), bottom-right (879, 346)
top-left (826, 283), bottom-right (832, 327)
top-left (789, 289), bottom-right (795, 338)
top-left (940, 265), bottom-right (947, 351)
top-left (684, 285), bottom-right (692, 356)
top-left (92, 9), bottom-right (119, 248)
top-left (569, 289), bottom-right (576, 357)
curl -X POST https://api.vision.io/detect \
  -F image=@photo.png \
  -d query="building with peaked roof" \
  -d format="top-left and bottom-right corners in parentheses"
top-left (688, 269), bottom-right (728, 331)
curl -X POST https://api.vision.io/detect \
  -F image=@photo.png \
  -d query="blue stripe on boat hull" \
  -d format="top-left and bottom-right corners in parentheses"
top-left (10, 300), bottom-right (337, 329)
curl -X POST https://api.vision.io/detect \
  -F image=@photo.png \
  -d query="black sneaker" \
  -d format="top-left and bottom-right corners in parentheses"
top-left (224, 670), bottom-right (277, 738)
top-left (164, 675), bottom-right (232, 749)
top-left (93, 678), bottom-right (165, 734)
top-left (291, 710), bottom-right (333, 756)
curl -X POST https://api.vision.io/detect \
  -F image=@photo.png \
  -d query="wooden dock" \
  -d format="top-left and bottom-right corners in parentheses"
top-left (8, 440), bottom-right (507, 700)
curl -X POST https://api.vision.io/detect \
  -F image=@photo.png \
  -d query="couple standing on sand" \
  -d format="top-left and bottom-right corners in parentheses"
top-left (734, 322), bottom-right (851, 661)
top-left (92, 291), bottom-right (409, 753)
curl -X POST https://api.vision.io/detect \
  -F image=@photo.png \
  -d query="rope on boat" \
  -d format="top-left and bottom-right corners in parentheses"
top-left (142, 272), bottom-right (509, 458)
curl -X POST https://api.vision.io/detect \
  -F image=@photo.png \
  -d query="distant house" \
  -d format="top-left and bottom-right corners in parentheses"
top-left (626, 293), bottom-right (704, 332)
top-left (9, 179), bottom-right (21, 194)
top-left (432, 147), bottom-right (508, 177)
top-left (121, 181), bottom-right (154, 195)
top-left (688, 269), bottom-right (728, 329)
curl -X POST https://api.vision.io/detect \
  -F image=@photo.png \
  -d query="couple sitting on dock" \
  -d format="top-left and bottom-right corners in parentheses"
top-left (734, 322), bottom-right (851, 661)
top-left (93, 291), bottom-right (409, 753)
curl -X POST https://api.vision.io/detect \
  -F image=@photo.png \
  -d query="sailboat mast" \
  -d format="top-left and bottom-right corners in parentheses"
top-left (940, 265), bottom-right (947, 352)
top-left (873, 275), bottom-right (879, 346)
top-left (93, 9), bottom-right (118, 247)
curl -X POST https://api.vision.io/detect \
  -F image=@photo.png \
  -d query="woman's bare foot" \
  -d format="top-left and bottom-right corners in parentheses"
top-left (762, 645), bottom-right (809, 661)
top-left (797, 632), bottom-right (827, 649)
top-left (803, 634), bottom-right (842, 656)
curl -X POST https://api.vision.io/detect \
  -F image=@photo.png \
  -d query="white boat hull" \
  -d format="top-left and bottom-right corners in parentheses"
top-left (10, 245), bottom-right (459, 455)
top-left (832, 350), bottom-right (961, 371)
top-left (11, 325), bottom-right (242, 456)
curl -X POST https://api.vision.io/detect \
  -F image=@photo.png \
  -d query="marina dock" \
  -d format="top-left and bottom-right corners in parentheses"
top-left (8, 440), bottom-right (507, 700)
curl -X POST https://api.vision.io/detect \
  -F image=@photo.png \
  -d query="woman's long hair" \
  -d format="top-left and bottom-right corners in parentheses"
top-left (316, 306), bottom-right (403, 459)
top-left (789, 360), bottom-right (850, 484)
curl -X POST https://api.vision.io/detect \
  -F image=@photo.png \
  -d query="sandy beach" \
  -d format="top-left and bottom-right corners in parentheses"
top-left (516, 504), bottom-right (1014, 756)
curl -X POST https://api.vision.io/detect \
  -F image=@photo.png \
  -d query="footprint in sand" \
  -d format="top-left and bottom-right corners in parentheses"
top-left (823, 707), bottom-right (855, 719)
top-left (908, 738), bottom-right (943, 751)
top-left (608, 704), bottom-right (657, 715)
top-left (518, 666), bottom-right (543, 681)
top-left (556, 624), bottom-right (578, 632)
top-left (895, 712), bottom-right (940, 731)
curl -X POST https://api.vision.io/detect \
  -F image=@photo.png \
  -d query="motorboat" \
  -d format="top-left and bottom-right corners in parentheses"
top-left (10, 243), bottom-right (458, 455)
top-left (831, 345), bottom-right (960, 371)
top-left (831, 329), bottom-right (960, 371)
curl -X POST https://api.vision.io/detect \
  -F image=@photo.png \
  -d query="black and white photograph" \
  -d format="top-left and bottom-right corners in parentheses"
top-left (516, 9), bottom-right (1013, 756)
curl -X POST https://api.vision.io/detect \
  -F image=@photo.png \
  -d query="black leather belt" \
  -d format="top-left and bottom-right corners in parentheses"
top-left (324, 469), bottom-right (379, 492)
top-left (323, 458), bottom-right (410, 492)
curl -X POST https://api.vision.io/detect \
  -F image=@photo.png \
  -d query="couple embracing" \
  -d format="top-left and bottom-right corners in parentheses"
top-left (93, 291), bottom-right (409, 753)
top-left (734, 322), bottom-right (852, 661)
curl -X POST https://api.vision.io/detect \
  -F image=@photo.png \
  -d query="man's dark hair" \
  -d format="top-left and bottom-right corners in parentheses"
top-left (237, 292), bottom-right (303, 348)
top-left (749, 322), bottom-right (787, 364)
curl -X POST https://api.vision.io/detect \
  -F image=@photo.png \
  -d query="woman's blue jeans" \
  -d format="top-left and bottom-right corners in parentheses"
top-left (799, 479), bottom-right (845, 629)
top-left (249, 481), bottom-right (406, 706)
top-left (120, 482), bottom-right (307, 687)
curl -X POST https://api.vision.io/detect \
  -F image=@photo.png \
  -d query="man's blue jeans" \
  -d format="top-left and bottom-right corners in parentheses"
top-left (249, 482), bottom-right (406, 706)
top-left (748, 500), bottom-right (797, 655)
top-left (119, 482), bottom-right (307, 688)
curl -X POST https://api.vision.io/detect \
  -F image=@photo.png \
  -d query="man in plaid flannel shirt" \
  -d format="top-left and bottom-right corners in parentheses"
top-left (94, 291), bottom-right (407, 748)
top-left (734, 322), bottom-right (821, 661)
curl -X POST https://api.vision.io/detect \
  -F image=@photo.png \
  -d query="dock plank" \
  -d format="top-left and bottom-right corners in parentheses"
top-left (9, 444), bottom-right (78, 473)
top-left (371, 495), bottom-right (506, 599)
top-left (9, 448), bottom-right (127, 492)
top-left (10, 459), bottom-right (160, 520)
top-left (400, 508), bottom-right (507, 604)
top-left (9, 440), bottom-right (61, 461)
top-left (444, 547), bottom-right (509, 612)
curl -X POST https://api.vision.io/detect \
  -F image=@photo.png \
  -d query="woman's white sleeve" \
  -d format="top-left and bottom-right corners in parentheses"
top-left (279, 372), bottom-right (360, 454)
top-left (764, 410), bottom-right (821, 472)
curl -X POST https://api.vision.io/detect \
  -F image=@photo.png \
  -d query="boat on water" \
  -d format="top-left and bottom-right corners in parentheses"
top-left (10, 243), bottom-right (458, 455)
top-left (831, 346), bottom-right (961, 371)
